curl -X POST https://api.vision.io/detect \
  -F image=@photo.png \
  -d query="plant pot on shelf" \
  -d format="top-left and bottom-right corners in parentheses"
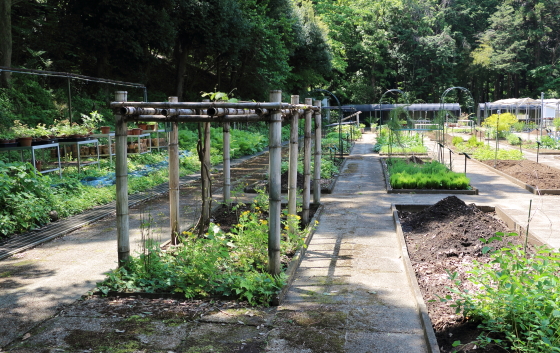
top-left (137, 123), bottom-right (148, 130)
top-left (18, 137), bottom-right (33, 147)
top-left (133, 128), bottom-right (143, 135)
top-left (100, 126), bottom-right (111, 134)
top-left (146, 123), bottom-right (158, 131)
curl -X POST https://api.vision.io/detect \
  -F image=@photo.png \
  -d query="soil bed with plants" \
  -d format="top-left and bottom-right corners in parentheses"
top-left (399, 196), bottom-right (559, 353)
top-left (382, 157), bottom-right (477, 194)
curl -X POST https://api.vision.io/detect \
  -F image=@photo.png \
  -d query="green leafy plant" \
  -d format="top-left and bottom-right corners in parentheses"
top-left (97, 199), bottom-right (311, 305)
top-left (449, 242), bottom-right (560, 353)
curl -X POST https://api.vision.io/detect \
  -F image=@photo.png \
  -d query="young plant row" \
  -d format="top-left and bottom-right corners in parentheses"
top-left (386, 158), bottom-right (471, 190)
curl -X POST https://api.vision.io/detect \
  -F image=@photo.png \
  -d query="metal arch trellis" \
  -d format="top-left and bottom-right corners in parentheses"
top-left (439, 86), bottom-right (475, 146)
top-left (308, 88), bottom-right (345, 158)
top-left (377, 89), bottom-right (410, 158)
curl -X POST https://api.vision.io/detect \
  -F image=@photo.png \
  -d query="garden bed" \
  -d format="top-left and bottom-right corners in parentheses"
top-left (395, 196), bottom-right (541, 353)
top-left (476, 159), bottom-right (560, 194)
top-left (96, 201), bottom-right (323, 306)
top-left (381, 157), bottom-right (478, 195)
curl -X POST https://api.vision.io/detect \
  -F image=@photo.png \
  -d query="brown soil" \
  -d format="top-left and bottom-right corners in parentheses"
top-left (399, 196), bottom-right (532, 353)
top-left (481, 159), bottom-right (560, 189)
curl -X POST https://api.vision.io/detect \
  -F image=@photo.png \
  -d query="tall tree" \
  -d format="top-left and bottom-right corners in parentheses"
top-left (0, 0), bottom-right (11, 87)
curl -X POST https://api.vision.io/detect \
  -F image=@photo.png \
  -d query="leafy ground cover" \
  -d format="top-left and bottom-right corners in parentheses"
top-left (0, 126), bottom-right (270, 239)
top-left (386, 157), bottom-right (471, 190)
top-left (97, 198), bottom-right (317, 306)
top-left (400, 196), bottom-right (560, 353)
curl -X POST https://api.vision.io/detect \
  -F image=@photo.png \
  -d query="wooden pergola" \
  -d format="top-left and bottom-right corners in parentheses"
top-left (110, 90), bottom-right (323, 275)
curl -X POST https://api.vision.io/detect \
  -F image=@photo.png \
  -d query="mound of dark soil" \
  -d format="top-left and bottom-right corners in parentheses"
top-left (400, 196), bottom-right (530, 353)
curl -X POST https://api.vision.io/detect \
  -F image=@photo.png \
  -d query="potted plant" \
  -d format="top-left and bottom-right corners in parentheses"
top-left (80, 111), bottom-right (104, 134)
top-left (11, 120), bottom-right (36, 146)
top-left (137, 122), bottom-right (148, 130)
top-left (99, 126), bottom-right (111, 134)
top-left (146, 122), bottom-right (158, 131)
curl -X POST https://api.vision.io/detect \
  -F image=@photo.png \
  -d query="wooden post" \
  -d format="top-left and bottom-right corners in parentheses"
top-left (303, 98), bottom-right (312, 225)
top-left (223, 122), bottom-right (231, 205)
top-left (115, 91), bottom-right (129, 266)
top-left (288, 95), bottom-right (299, 221)
top-left (313, 99), bottom-right (322, 204)
top-left (168, 96), bottom-right (180, 245)
top-left (268, 90), bottom-right (282, 275)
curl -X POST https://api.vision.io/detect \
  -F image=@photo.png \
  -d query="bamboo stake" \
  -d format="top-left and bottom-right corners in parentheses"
top-left (268, 90), bottom-right (282, 276)
top-left (288, 95), bottom-right (299, 223)
top-left (313, 100), bottom-right (322, 204)
top-left (303, 98), bottom-right (312, 225)
top-left (223, 122), bottom-right (231, 205)
top-left (168, 96), bottom-right (180, 245)
top-left (115, 91), bottom-right (130, 266)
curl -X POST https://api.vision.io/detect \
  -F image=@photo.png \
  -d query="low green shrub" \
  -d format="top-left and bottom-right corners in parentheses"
top-left (452, 136), bottom-right (464, 146)
top-left (507, 134), bottom-right (522, 146)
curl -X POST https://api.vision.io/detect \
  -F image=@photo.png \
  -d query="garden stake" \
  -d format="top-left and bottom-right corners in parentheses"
top-left (525, 199), bottom-right (532, 255)
top-left (537, 141), bottom-right (541, 163)
top-left (519, 136), bottom-right (522, 154)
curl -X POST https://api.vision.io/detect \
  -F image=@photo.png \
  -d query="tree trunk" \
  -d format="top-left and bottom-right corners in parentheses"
top-left (0, 0), bottom-right (12, 88)
top-left (174, 41), bottom-right (189, 99)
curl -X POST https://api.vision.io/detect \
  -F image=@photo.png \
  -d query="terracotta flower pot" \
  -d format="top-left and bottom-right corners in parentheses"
top-left (18, 137), bottom-right (33, 147)
top-left (100, 126), bottom-right (111, 134)
top-left (137, 123), bottom-right (148, 130)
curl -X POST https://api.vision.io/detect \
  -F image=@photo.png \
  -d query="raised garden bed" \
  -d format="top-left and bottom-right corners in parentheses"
top-left (381, 157), bottom-right (478, 195)
top-left (475, 159), bottom-right (560, 195)
top-left (394, 196), bottom-right (543, 353)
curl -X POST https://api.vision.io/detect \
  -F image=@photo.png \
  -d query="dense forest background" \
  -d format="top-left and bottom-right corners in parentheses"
top-left (1, 0), bottom-right (560, 122)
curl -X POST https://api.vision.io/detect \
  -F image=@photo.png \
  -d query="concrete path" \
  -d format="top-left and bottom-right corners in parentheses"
top-left (3, 131), bottom-right (560, 352)
top-left (269, 134), bottom-right (429, 352)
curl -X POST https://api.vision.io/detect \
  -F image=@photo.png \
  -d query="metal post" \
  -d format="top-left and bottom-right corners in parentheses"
top-left (494, 110), bottom-right (500, 168)
top-left (115, 91), bottom-right (129, 266)
top-left (168, 96), bottom-right (180, 245)
top-left (67, 76), bottom-right (73, 123)
top-left (268, 90), bottom-right (282, 276)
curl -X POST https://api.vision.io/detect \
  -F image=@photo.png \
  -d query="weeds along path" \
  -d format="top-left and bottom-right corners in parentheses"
top-left (0, 146), bottom-right (287, 261)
